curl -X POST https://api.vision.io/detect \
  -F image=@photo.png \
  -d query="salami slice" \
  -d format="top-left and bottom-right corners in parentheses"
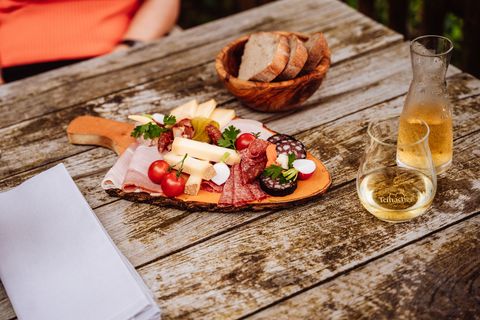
top-left (232, 165), bottom-right (255, 206)
top-left (218, 168), bottom-right (235, 206)
top-left (267, 134), bottom-right (295, 144)
top-left (275, 139), bottom-right (307, 159)
top-left (201, 180), bottom-right (224, 193)
top-left (247, 181), bottom-right (268, 200)
top-left (240, 139), bottom-right (269, 184)
top-left (259, 174), bottom-right (297, 196)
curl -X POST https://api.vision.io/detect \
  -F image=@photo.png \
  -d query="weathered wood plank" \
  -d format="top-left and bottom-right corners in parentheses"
top-left (88, 82), bottom-right (480, 270)
top-left (0, 0), bottom-right (401, 129)
top-left (135, 131), bottom-right (480, 320)
top-left (0, 283), bottom-right (14, 320)
top-left (0, 72), bottom-right (478, 271)
top-left (265, 50), bottom-right (460, 135)
top-left (1, 83), bottom-right (479, 320)
top-left (0, 147), bottom-right (116, 208)
top-left (0, 40), bottom-right (411, 180)
top-left (0, 299), bottom-right (13, 320)
top-left (0, 41), bottom-right (441, 181)
top-left (0, 56), bottom-right (475, 199)
top-left (0, 0), bottom-right (341, 102)
top-left (250, 215), bottom-right (480, 320)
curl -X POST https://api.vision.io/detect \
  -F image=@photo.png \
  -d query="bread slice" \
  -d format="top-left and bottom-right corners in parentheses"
top-left (276, 34), bottom-right (308, 80)
top-left (303, 32), bottom-right (327, 72)
top-left (238, 32), bottom-right (290, 82)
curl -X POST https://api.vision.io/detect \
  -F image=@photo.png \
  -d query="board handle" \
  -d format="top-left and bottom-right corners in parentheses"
top-left (67, 116), bottom-right (136, 155)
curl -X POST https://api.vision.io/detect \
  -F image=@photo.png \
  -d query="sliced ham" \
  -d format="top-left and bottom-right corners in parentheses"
top-left (101, 143), bottom-right (139, 190)
top-left (122, 145), bottom-right (164, 194)
top-left (226, 119), bottom-right (274, 141)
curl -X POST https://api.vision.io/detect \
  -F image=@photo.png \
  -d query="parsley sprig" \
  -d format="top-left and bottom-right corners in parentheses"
top-left (263, 153), bottom-right (298, 183)
top-left (131, 115), bottom-right (177, 140)
top-left (131, 122), bottom-right (167, 140)
top-left (162, 114), bottom-right (176, 126)
top-left (217, 125), bottom-right (241, 149)
top-left (264, 165), bottom-right (285, 180)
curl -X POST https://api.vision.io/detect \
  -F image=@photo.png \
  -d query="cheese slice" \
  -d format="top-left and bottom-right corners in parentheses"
top-left (171, 137), bottom-right (240, 165)
top-left (185, 175), bottom-right (202, 196)
top-left (163, 152), bottom-right (216, 180)
top-left (209, 108), bottom-right (236, 129)
top-left (128, 115), bottom-right (153, 124)
top-left (170, 99), bottom-right (198, 120)
top-left (195, 99), bottom-right (217, 118)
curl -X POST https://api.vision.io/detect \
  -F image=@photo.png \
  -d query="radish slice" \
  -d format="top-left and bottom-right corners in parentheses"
top-left (293, 159), bottom-right (316, 174)
top-left (152, 113), bottom-right (165, 124)
top-left (211, 162), bottom-right (230, 185)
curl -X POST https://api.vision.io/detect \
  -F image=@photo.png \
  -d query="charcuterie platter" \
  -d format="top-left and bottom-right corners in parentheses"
top-left (67, 99), bottom-right (331, 212)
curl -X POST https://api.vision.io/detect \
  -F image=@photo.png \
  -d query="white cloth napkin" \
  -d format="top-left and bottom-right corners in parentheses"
top-left (0, 164), bottom-right (160, 320)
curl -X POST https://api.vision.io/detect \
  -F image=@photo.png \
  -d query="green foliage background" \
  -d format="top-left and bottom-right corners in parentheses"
top-left (343, 0), bottom-right (463, 61)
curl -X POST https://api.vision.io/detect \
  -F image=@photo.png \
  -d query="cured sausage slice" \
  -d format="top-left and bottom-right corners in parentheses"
top-left (267, 134), bottom-right (295, 144)
top-left (259, 173), bottom-right (297, 196)
top-left (275, 139), bottom-right (307, 159)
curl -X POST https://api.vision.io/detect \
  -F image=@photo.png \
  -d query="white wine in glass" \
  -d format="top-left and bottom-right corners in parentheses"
top-left (357, 117), bottom-right (437, 223)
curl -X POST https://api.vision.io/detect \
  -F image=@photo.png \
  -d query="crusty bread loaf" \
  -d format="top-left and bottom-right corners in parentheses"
top-left (303, 32), bottom-right (327, 72)
top-left (238, 32), bottom-right (290, 82)
top-left (276, 34), bottom-right (308, 81)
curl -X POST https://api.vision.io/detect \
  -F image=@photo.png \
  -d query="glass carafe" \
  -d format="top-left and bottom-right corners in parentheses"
top-left (357, 117), bottom-right (437, 223)
top-left (398, 35), bottom-right (453, 174)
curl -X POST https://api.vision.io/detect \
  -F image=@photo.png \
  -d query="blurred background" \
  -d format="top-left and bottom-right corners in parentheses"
top-left (178, 0), bottom-right (479, 77)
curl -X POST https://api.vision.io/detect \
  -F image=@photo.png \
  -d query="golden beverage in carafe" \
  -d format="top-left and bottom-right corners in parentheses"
top-left (398, 35), bottom-right (454, 174)
top-left (397, 102), bottom-right (453, 171)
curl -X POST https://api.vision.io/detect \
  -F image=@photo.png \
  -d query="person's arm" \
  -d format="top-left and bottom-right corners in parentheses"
top-left (116, 0), bottom-right (180, 50)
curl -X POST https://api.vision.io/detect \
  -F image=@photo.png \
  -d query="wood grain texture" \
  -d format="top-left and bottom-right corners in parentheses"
top-left (4, 91), bottom-right (472, 319)
top-left (0, 0), bottom-right (401, 129)
top-left (0, 72), bottom-right (478, 271)
top-left (250, 215), bottom-right (480, 320)
top-left (0, 42), bottom-right (419, 180)
top-left (0, 0), bottom-right (478, 318)
top-left (0, 4), bottom-right (404, 179)
top-left (135, 131), bottom-right (480, 319)
top-left (265, 43), bottom-right (460, 135)
top-left (0, 75), bottom-right (479, 320)
top-left (67, 116), bottom-right (135, 155)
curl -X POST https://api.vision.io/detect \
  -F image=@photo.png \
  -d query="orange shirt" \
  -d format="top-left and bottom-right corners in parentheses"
top-left (0, 0), bottom-right (140, 68)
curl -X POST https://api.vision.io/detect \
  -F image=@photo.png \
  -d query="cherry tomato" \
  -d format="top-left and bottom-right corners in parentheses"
top-left (298, 172), bottom-right (314, 180)
top-left (148, 160), bottom-right (170, 184)
top-left (161, 172), bottom-right (186, 197)
top-left (235, 133), bottom-right (256, 150)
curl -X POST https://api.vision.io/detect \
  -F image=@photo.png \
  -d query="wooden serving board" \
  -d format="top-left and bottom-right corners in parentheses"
top-left (67, 116), bottom-right (331, 212)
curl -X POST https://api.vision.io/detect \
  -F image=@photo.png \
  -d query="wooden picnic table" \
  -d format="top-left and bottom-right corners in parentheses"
top-left (1, 0), bottom-right (479, 318)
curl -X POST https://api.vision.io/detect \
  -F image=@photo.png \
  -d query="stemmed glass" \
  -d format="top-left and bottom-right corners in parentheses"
top-left (356, 117), bottom-right (437, 223)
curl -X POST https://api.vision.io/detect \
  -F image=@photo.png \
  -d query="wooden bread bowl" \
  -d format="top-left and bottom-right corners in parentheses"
top-left (215, 31), bottom-right (331, 112)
